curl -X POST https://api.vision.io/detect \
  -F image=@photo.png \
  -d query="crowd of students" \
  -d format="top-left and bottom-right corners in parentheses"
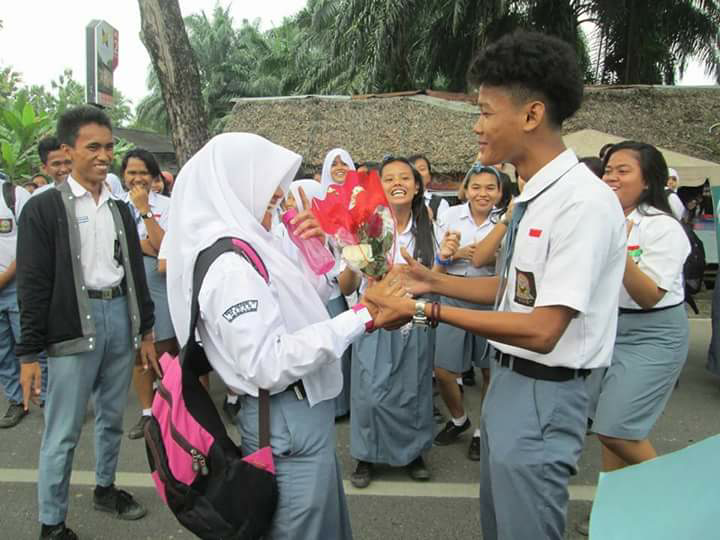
top-left (0, 30), bottom-right (701, 540)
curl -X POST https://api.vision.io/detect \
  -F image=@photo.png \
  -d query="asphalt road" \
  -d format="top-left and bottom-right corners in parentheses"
top-left (2, 317), bottom-right (719, 540)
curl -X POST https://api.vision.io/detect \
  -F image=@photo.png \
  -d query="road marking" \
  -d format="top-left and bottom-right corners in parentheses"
top-left (0, 468), bottom-right (596, 501)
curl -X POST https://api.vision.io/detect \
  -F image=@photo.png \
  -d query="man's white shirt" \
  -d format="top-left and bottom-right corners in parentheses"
top-left (490, 150), bottom-right (626, 369)
top-left (67, 176), bottom-right (124, 289)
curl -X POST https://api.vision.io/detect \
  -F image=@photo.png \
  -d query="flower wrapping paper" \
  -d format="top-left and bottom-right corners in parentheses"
top-left (312, 170), bottom-right (396, 279)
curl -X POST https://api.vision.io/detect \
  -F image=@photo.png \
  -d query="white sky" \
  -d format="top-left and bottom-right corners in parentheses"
top-left (0, 0), bottom-right (307, 109)
top-left (0, 0), bottom-right (716, 113)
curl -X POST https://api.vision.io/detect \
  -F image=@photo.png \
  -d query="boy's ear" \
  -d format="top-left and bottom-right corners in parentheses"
top-left (522, 100), bottom-right (547, 133)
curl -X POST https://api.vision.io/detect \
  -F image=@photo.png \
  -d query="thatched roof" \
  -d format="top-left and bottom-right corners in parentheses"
top-left (226, 86), bottom-right (720, 175)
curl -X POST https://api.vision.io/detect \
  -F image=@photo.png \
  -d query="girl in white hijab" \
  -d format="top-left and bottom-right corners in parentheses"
top-left (320, 148), bottom-right (355, 194)
top-left (164, 133), bottom-right (377, 540)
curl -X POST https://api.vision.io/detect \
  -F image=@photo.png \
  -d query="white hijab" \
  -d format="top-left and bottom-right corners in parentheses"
top-left (289, 179), bottom-right (324, 212)
top-left (320, 148), bottom-right (355, 194)
top-left (164, 133), bottom-right (330, 345)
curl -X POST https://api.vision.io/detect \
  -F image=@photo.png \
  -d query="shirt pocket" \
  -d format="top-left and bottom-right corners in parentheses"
top-left (510, 230), bottom-right (548, 310)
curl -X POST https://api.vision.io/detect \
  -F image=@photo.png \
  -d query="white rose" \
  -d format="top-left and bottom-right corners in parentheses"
top-left (342, 244), bottom-right (373, 269)
top-left (349, 186), bottom-right (365, 210)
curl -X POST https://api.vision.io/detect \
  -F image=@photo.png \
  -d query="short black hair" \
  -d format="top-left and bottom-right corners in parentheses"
top-left (57, 105), bottom-right (112, 148)
top-left (37, 136), bottom-right (61, 165)
top-left (408, 154), bottom-right (432, 174)
top-left (579, 156), bottom-right (603, 178)
top-left (470, 31), bottom-right (583, 127)
top-left (121, 148), bottom-right (161, 179)
top-left (599, 143), bottom-right (615, 159)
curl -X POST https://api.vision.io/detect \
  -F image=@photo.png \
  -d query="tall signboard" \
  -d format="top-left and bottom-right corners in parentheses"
top-left (86, 20), bottom-right (119, 107)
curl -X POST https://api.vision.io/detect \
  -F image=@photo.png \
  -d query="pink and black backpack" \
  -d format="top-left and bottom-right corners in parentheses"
top-left (144, 237), bottom-right (277, 540)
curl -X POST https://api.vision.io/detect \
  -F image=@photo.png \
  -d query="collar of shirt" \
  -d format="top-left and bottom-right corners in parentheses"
top-left (515, 149), bottom-right (579, 204)
top-left (67, 175), bottom-right (112, 207)
top-left (459, 202), bottom-right (493, 228)
top-left (627, 204), bottom-right (665, 226)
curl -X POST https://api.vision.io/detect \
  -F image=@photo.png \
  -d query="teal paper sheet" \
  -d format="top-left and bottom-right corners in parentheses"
top-left (590, 434), bottom-right (720, 539)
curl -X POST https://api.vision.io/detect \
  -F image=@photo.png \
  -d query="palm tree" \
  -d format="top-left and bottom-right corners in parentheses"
top-left (585, 0), bottom-right (720, 84)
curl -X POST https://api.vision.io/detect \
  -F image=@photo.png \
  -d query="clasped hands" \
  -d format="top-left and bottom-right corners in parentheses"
top-left (360, 248), bottom-right (436, 330)
top-left (438, 231), bottom-right (474, 263)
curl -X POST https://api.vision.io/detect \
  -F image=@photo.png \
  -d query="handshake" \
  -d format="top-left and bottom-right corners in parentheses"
top-left (359, 248), bottom-right (436, 331)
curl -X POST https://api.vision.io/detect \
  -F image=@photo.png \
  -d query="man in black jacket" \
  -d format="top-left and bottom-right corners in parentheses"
top-left (17, 106), bottom-right (156, 540)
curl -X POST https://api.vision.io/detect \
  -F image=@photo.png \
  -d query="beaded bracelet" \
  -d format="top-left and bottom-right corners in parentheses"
top-left (430, 302), bottom-right (440, 328)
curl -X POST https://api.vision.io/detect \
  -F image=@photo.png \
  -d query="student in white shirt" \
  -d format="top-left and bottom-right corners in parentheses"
top-left (365, 32), bottom-right (627, 540)
top-left (0, 179), bottom-right (31, 428)
top-left (589, 141), bottom-right (690, 478)
top-left (119, 149), bottom-right (175, 441)
top-left (431, 164), bottom-right (502, 453)
top-left (349, 156), bottom-right (437, 489)
top-left (18, 106), bottom-right (154, 539)
top-left (163, 133), bottom-right (394, 540)
top-left (410, 154), bottom-right (450, 220)
top-left (666, 167), bottom-right (686, 221)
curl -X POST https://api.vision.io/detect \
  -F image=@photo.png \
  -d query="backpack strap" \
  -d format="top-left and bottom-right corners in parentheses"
top-left (2, 182), bottom-right (16, 218)
top-left (429, 194), bottom-right (442, 217)
top-left (186, 237), bottom-right (272, 449)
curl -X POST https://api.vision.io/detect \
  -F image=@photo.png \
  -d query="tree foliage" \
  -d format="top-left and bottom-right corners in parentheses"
top-left (0, 67), bottom-right (134, 181)
top-left (133, 0), bottom-right (717, 134)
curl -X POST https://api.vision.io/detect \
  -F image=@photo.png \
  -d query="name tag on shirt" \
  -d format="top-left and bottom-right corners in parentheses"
top-left (77, 216), bottom-right (89, 224)
top-left (0, 219), bottom-right (13, 234)
top-left (222, 300), bottom-right (259, 322)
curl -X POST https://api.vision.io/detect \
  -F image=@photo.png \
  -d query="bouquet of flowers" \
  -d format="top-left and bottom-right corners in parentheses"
top-left (312, 170), bottom-right (395, 279)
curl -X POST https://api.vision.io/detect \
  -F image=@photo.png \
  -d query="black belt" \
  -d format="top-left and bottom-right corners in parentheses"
top-left (619, 301), bottom-right (683, 314)
top-left (283, 380), bottom-right (306, 400)
top-left (496, 351), bottom-right (589, 382)
top-left (87, 284), bottom-right (126, 300)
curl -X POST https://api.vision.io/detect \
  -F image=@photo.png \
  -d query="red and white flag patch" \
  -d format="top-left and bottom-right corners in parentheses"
top-left (529, 228), bottom-right (542, 238)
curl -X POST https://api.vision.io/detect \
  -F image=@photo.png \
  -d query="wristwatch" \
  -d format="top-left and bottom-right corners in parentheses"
top-left (413, 299), bottom-right (429, 327)
top-left (141, 210), bottom-right (154, 220)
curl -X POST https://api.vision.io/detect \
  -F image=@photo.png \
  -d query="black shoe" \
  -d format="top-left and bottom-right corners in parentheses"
top-left (433, 405), bottom-right (445, 425)
top-left (350, 461), bottom-right (372, 489)
top-left (434, 418), bottom-right (471, 446)
top-left (0, 401), bottom-right (27, 428)
top-left (93, 484), bottom-right (147, 520)
top-left (128, 415), bottom-right (151, 440)
top-left (468, 435), bottom-right (481, 461)
top-left (40, 523), bottom-right (78, 539)
top-left (222, 396), bottom-right (241, 421)
top-left (407, 456), bottom-right (430, 481)
top-left (462, 369), bottom-right (476, 386)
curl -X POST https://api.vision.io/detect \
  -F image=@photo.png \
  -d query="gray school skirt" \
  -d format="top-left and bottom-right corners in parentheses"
top-left (236, 393), bottom-right (352, 540)
top-left (590, 304), bottom-right (689, 440)
top-left (351, 326), bottom-right (434, 466)
top-left (434, 294), bottom-right (491, 373)
top-left (327, 295), bottom-right (352, 417)
top-left (143, 256), bottom-right (175, 342)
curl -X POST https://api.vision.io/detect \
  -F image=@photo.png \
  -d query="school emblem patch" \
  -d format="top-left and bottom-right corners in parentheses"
top-left (514, 269), bottom-right (537, 307)
top-left (0, 219), bottom-right (13, 234)
top-left (222, 300), bottom-right (259, 322)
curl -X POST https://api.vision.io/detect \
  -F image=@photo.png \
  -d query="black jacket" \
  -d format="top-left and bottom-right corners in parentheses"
top-left (15, 184), bottom-right (154, 360)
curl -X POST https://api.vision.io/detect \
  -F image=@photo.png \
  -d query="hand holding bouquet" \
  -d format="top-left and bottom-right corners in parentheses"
top-left (312, 170), bottom-right (395, 280)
